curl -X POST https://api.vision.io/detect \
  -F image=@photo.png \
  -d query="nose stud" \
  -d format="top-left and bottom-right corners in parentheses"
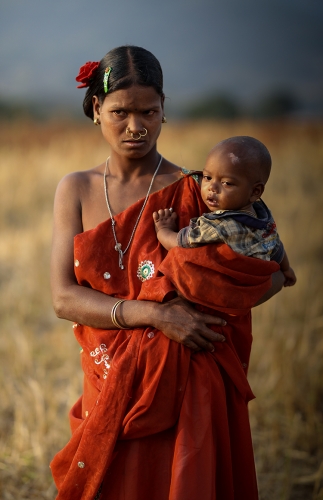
top-left (126, 127), bottom-right (148, 141)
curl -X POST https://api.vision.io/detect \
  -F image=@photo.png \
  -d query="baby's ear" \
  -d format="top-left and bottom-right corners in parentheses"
top-left (251, 182), bottom-right (264, 202)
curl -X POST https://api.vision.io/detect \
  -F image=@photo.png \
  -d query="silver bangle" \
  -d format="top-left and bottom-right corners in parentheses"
top-left (111, 299), bottom-right (128, 329)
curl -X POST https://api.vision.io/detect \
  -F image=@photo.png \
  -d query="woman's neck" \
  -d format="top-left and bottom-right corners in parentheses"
top-left (107, 148), bottom-right (160, 182)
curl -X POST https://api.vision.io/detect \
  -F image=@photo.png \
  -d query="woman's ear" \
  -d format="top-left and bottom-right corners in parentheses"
top-left (250, 182), bottom-right (265, 202)
top-left (92, 95), bottom-right (101, 119)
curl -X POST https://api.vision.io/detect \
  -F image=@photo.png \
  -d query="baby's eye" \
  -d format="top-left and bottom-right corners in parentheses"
top-left (203, 175), bottom-right (212, 181)
top-left (222, 181), bottom-right (233, 186)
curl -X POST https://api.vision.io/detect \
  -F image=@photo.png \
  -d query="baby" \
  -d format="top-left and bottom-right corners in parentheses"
top-left (153, 136), bottom-right (296, 286)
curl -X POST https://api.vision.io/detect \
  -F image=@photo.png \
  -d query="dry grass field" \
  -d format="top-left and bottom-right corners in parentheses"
top-left (0, 118), bottom-right (322, 499)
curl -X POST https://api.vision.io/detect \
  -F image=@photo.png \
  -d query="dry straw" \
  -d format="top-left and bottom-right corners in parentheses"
top-left (0, 119), bottom-right (322, 499)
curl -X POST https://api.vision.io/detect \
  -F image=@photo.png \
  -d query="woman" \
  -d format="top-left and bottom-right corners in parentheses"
top-left (50, 46), bottom-right (283, 500)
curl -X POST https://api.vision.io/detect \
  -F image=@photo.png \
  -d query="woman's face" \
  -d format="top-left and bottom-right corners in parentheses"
top-left (93, 85), bottom-right (164, 159)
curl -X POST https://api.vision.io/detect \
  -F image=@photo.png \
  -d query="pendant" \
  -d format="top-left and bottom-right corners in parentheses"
top-left (105, 155), bottom-right (163, 273)
top-left (114, 243), bottom-right (124, 269)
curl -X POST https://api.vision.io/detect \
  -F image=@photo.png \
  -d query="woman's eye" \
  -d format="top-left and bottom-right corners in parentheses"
top-left (113, 110), bottom-right (126, 117)
top-left (144, 110), bottom-right (155, 116)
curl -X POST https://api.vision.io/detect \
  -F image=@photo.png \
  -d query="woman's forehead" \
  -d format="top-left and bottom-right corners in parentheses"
top-left (104, 86), bottom-right (161, 108)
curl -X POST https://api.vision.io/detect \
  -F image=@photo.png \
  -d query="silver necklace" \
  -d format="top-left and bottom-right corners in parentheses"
top-left (104, 155), bottom-right (163, 270)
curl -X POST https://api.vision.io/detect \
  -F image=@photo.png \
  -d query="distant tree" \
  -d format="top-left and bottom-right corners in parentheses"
top-left (0, 99), bottom-right (33, 120)
top-left (0, 99), bottom-right (16, 118)
top-left (253, 90), bottom-right (299, 118)
top-left (184, 92), bottom-right (241, 119)
top-left (0, 97), bottom-right (79, 121)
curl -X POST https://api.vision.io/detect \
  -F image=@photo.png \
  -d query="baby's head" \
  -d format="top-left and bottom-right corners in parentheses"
top-left (201, 136), bottom-right (271, 213)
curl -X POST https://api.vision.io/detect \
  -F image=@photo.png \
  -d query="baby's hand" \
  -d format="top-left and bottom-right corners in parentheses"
top-left (283, 267), bottom-right (297, 287)
top-left (153, 208), bottom-right (178, 233)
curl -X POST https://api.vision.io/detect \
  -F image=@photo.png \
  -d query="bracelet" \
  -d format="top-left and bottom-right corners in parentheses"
top-left (111, 299), bottom-right (128, 329)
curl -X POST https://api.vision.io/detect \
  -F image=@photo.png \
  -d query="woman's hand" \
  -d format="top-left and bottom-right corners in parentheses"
top-left (150, 296), bottom-right (226, 352)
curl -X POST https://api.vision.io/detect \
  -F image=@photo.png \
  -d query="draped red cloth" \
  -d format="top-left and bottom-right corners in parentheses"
top-left (50, 175), bottom-right (279, 500)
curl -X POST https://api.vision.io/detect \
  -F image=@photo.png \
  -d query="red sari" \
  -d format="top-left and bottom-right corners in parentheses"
top-left (50, 175), bottom-right (278, 499)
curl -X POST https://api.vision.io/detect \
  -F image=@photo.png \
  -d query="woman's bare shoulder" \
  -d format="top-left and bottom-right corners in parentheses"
top-left (55, 165), bottom-right (104, 205)
top-left (53, 166), bottom-right (105, 236)
top-left (161, 158), bottom-right (182, 174)
top-left (57, 165), bottom-right (102, 190)
top-left (153, 159), bottom-right (182, 191)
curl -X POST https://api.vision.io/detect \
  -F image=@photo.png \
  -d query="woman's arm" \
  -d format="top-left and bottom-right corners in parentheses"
top-left (253, 270), bottom-right (285, 306)
top-left (51, 174), bottom-right (226, 352)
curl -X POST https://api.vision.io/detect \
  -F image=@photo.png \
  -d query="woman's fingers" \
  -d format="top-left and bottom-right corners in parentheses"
top-left (187, 322), bottom-right (226, 349)
top-left (169, 329), bottom-right (206, 352)
top-left (179, 338), bottom-right (201, 351)
top-left (151, 281), bottom-right (226, 352)
top-left (171, 297), bottom-right (226, 329)
top-left (157, 297), bottom-right (227, 352)
top-left (170, 326), bottom-right (223, 352)
top-left (203, 314), bottom-right (226, 326)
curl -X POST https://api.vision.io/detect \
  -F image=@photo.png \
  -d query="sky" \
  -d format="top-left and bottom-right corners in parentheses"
top-left (1, 0), bottom-right (323, 116)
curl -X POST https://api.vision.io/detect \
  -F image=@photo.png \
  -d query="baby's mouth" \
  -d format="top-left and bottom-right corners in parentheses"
top-left (207, 196), bottom-right (218, 205)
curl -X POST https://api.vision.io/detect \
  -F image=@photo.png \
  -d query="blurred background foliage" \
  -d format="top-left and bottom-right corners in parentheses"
top-left (173, 89), bottom-right (300, 119)
top-left (0, 88), bottom-right (303, 122)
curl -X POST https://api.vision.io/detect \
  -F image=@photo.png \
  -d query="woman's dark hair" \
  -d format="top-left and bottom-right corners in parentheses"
top-left (83, 45), bottom-right (164, 120)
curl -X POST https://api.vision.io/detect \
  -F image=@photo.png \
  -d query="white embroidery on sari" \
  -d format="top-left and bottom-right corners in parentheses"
top-left (90, 344), bottom-right (111, 379)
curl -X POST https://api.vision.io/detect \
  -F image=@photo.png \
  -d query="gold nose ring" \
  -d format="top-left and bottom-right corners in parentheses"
top-left (126, 127), bottom-right (148, 140)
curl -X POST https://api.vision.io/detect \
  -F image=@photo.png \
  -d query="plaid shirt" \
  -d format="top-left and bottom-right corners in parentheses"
top-left (177, 199), bottom-right (284, 263)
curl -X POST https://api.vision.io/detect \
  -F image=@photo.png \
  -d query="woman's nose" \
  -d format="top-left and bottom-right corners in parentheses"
top-left (127, 116), bottom-right (144, 132)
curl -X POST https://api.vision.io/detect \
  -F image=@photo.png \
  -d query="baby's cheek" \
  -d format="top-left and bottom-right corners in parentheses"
top-left (200, 185), bottom-right (208, 201)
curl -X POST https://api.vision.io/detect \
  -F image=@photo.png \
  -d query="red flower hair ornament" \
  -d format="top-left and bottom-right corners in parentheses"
top-left (76, 61), bottom-right (100, 88)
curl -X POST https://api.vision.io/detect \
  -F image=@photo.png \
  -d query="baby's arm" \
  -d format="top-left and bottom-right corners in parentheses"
top-left (153, 208), bottom-right (179, 250)
top-left (280, 251), bottom-right (296, 287)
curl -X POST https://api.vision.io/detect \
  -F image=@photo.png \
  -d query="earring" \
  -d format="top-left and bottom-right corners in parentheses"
top-left (162, 116), bottom-right (167, 123)
top-left (94, 118), bottom-right (100, 126)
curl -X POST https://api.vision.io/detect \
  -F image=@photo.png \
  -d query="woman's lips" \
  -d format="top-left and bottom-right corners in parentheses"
top-left (124, 140), bottom-right (145, 147)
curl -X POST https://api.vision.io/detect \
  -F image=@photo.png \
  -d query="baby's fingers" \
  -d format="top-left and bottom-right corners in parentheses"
top-left (153, 208), bottom-right (176, 219)
top-left (170, 211), bottom-right (178, 221)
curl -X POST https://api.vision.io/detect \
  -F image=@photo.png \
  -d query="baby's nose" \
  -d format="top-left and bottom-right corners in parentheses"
top-left (209, 182), bottom-right (219, 193)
